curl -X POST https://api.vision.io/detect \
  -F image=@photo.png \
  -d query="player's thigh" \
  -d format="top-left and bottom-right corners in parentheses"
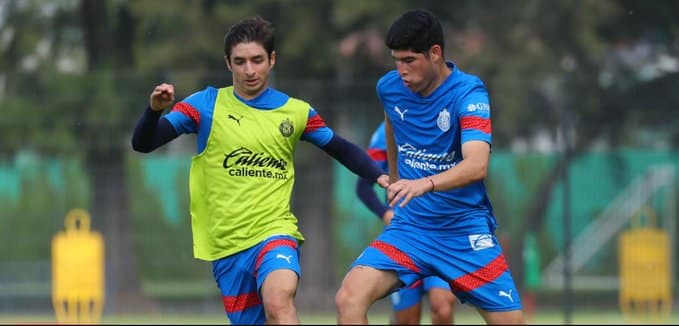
top-left (260, 269), bottom-right (299, 304)
top-left (257, 238), bottom-right (301, 302)
top-left (340, 265), bottom-right (400, 303)
top-left (478, 308), bottom-right (525, 324)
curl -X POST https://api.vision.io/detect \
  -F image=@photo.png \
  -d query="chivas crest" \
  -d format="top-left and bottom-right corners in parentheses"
top-left (279, 118), bottom-right (294, 137)
top-left (437, 108), bottom-right (451, 132)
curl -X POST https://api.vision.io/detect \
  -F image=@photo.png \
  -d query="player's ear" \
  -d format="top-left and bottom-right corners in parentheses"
top-left (269, 51), bottom-right (276, 68)
top-left (224, 56), bottom-right (232, 71)
top-left (430, 44), bottom-right (443, 62)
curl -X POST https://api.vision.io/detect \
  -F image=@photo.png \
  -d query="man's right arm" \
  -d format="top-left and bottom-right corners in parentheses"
top-left (132, 82), bottom-right (181, 153)
top-left (131, 107), bottom-right (179, 153)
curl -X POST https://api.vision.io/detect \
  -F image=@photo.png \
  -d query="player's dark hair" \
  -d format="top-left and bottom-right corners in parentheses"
top-left (385, 8), bottom-right (444, 54)
top-left (224, 16), bottom-right (275, 61)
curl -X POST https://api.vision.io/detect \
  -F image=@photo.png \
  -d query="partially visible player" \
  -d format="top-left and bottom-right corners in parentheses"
top-left (356, 121), bottom-right (456, 324)
top-left (336, 8), bottom-right (525, 325)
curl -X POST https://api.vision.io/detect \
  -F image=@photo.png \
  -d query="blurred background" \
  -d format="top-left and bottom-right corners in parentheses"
top-left (1, 0), bottom-right (678, 324)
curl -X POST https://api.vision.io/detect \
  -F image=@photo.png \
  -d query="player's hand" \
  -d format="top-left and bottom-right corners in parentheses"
top-left (382, 209), bottom-right (395, 226)
top-left (387, 178), bottom-right (432, 207)
top-left (376, 174), bottom-right (390, 188)
top-left (149, 83), bottom-right (175, 111)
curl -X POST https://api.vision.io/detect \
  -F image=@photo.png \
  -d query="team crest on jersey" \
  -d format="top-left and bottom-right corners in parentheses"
top-left (279, 118), bottom-right (294, 137)
top-left (437, 108), bottom-right (451, 132)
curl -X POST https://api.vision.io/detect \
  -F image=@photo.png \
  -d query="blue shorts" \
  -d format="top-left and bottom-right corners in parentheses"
top-left (351, 227), bottom-right (522, 312)
top-left (212, 235), bottom-right (301, 324)
top-left (390, 276), bottom-right (450, 311)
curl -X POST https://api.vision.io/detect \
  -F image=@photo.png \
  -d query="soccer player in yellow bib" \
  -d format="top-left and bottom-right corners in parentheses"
top-left (131, 16), bottom-right (389, 325)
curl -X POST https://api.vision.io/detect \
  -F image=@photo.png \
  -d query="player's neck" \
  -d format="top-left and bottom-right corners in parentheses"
top-left (419, 63), bottom-right (452, 97)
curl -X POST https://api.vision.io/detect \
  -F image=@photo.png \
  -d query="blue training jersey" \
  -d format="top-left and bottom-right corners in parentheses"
top-left (163, 86), bottom-right (334, 153)
top-left (367, 121), bottom-right (388, 171)
top-left (377, 61), bottom-right (497, 233)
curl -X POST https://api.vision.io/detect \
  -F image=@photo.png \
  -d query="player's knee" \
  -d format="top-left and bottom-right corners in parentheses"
top-left (430, 298), bottom-right (455, 322)
top-left (262, 291), bottom-right (295, 321)
top-left (334, 286), bottom-right (351, 311)
top-left (335, 286), bottom-right (363, 314)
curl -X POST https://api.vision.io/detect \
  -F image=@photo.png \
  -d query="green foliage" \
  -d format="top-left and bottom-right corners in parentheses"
top-left (0, 153), bottom-right (89, 261)
top-left (2, 0), bottom-right (678, 152)
top-left (126, 155), bottom-right (207, 281)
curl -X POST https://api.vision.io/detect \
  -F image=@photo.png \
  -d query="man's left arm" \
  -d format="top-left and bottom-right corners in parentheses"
top-left (386, 140), bottom-right (490, 208)
top-left (322, 134), bottom-right (389, 188)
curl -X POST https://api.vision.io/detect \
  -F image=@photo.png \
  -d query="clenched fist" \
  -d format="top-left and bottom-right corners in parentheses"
top-left (149, 83), bottom-right (175, 111)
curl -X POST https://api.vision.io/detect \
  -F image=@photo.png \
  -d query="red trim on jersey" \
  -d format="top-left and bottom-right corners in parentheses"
top-left (368, 148), bottom-right (387, 162)
top-left (172, 102), bottom-right (201, 126)
top-left (222, 292), bottom-right (262, 313)
top-left (461, 116), bottom-right (491, 134)
top-left (304, 114), bottom-right (327, 133)
top-left (448, 254), bottom-right (508, 293)
top-left (254, 239), bottom-right (298, 277)
top-left (370, 240), bottom-right (421, 273)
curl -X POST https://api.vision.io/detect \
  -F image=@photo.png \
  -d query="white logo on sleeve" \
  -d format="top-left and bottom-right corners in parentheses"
top-left (498, 289), bottom-right (514, 302)
top-left (467, 102), bottom-right (490, 113)
top-left (276, 254), bottom-right (292, 264)
top-left (394, 106), bottom-right (408, 121)
top-left (468, 234), bottom-right (495, 251)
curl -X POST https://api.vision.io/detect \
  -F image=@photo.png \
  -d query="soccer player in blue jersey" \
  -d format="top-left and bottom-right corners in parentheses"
top-left (356, 121), bottom-right (456, 325)
top-left (131, 16), bottom-right (389, 325)
top-left (336, 8), bottom-right (525, 324)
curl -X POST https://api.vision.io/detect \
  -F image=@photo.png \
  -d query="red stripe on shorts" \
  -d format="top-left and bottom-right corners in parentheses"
top-left (222, 292), bottom-right (262, 313)
top-left (408, 279), bottom-right (423, 289)
top-left (370, 240), bottom-right (421, 273)
top-left (448, 254), bottom-right (508, 293)
top-left (254, 238), bottom-right (298, 277)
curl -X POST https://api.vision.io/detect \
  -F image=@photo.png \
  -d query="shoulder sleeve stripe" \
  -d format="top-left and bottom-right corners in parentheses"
top-left (367, 148), bottom-right (387, 162)
top-left (172, 102), bottom-right (201, 127)
top-left (461, 116), bottom-right (491, 134)
top-left (304, 114), bottom-right (327, 133)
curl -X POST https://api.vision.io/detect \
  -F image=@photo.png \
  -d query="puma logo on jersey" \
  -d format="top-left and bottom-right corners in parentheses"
top-left (228, 114), bottom-right (243, 125)
top-left (498, 289), bottom-right (513, 302)
top-left (276, 254), bottom-right (292, 264)
top-left (394, 106), bottom-right (407, 121)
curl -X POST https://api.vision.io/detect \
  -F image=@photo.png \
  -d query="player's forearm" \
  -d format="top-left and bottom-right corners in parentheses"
top-left (322, 135), bottom-right (386, 182)
top-left (131, 106), bottom-right (178, 153)
top-left (429, 157), bottom-right (487, 192)
top-left (356, 177), bottom-right (389, 219)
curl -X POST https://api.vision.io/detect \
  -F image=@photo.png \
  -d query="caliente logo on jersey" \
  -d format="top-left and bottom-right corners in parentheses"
top-left (222, 146), bottom-right (289, 180)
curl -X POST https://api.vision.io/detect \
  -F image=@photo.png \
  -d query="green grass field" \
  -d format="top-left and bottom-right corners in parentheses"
top-left (2, 305), bottom-right (677, 325)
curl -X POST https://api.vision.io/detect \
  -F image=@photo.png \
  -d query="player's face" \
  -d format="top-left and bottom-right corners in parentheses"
top-left (391, 48), bottom-right (438, 96)
top-left (225, 42), bottom-right (276, 100)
